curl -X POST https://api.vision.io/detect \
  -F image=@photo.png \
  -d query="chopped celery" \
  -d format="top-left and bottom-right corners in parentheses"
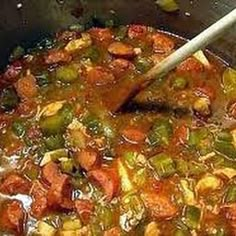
top-left (195, 174), bottom-right (222, 193)
top-left (180, 179), bottom-right (196, 206)
top-left (37, 221), bottom-right (56, 236)
top-left (176, 159), bottom-right (189, 176)
top-left (40, 148), bottom-right (68, 166)
top-left (123, 151), bottom-right (146, 169)
top-left (183, 205), bottom-right (201, 230)
top-left (133, 168), bottom-right (147, 187)
top-left (222, 68), bottom-right (236, 98)
top-left (149, 153), bottom-right (176, 178)
top-left (172, 77), bottom-right (188, 90)
top-left (120, 193), bottom-right (145, 232)
top-left (177, 160), bottom-right (207, 177)
top-left (60, 159), bottom-right (74, 174)
top-left (62, 218), bottom-right (81, 230)
top-left (40, 104), bottom-right (74, 135)
top-left (45, 134), bottom-right (65, 150)
top-left (225, 184), bottom-right (236, 203)
top-left (0, 87), bottom-right (19, 111)
top-left (55, 65), bottom-right (79, 83)
top-left (188, 128), bottom-right (209, 147)
top-left (147, 118), bottom-right (173, 147)
top-left (156, 0), bottom-right (179, 12)
top-left (82, 46), bottom-right (100, 63)
top-left (12, 120), bottom-right (26, 137)
top-left (134, 57), bottom-right (153, 73)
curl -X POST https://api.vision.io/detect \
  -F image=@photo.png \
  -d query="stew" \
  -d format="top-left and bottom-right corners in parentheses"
top-left (0, 23), bottom-right (235, 236)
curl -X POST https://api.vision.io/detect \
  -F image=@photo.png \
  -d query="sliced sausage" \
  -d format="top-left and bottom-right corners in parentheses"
top-left (75, 199), bottom-right (94, 224)
top-left (0, 173), bottom-right (31, 195)
top-left (14, 74), bottom-right (38, 99)
top-left (47, 174), bottom-right (73, 210)
top-left (42, 162), bottom-right (61, 185)
top-left (108, 42), bottom-right (136, 59)
top-left (109, 59), bottom-right (135, 78)
top-left (141, 192), bottom-right (178, 220)
top-left (86, 66), bottom-right (115, 86)
top-left (0, 200), bottom-right (25, 234)
top-left (121, 127), bottom-right (146, 143)
top-left (75, 149), bottom-right (100, 171)
top-left (89, 28), bottom-right (113, 43)
top-left (176, 57), bottom-right (204, 75)
top-left (128, 25), bottom-right (148, 39)
top-left (88, 168), bottom-right (120, 201)
top-left (44, 49), bottom-right (72, 64)
top-left (152, 33), bottom-right (175, 54)
top-left (30, 181), bottom-right (48, 219)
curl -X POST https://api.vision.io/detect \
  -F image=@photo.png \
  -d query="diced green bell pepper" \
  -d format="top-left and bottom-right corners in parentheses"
top-left (82, 114), bottom-right (103, 135)
top-left (82, 46), bottom-right (100, 63)
top-left (45, 134), bottom-right (65, 150)
top-left (222, 68), bottom-right (236, 98)
top-left (149, 153), bottom-right (176, 178)
top-left (147, 118), bottom-right (173, 147)
top-left (172, 77), bottom-right (188, 90)
top-left (60, 159), bottom-right (74, 174)
top-left (55, 65), bottom-right (79, 83)
top-left (0, 87), bottom-right (19, 111)
top-left (183, 205), bottom-right (201, 230)
top-left (134, 57), bottom-right (153, 73)
top-left (36, 72), bottom-right (50, 87)
top-left (96, 205), bottom-right (114, 230)
top-left (225, 184), bottom-right (236, 203)
top-left (12, 120), bottom-right (26, 137)
top-left (115, 26), bottom-right (128, 40)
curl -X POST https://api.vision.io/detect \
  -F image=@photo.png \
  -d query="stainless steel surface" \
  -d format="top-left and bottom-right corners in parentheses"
top-left (0, 0), bottom-right (236, 68)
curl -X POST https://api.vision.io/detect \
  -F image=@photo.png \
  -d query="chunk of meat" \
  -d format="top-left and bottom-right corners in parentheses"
top-left (14, 74), bottom-right (38, 99)
top-left (128, 25), bottom-right (148, 39)
top-left (75, 199), bottom-right (94, 224)
top-left (44, 49), bottom-right (72, 64)
top-left (108, 42), bottom-right (136, 59)
top-left (0, 200), bottom-right (25, 234)
top-left (86, 66), bottom-right (115, 86)
top-left (88, 168), bottom-right (120, 201)
top-left (47, 174), bottom-right (73, 210)
top-left (121, 127), bottom-right (146, 143)
top-left (109, 59), bottom-right (135, 78)
top-left (42, 162), bottom-right (61, 185)
top-left (30, 181), bottom-right (48, 219)
top-left (176, 57), bottom-right (204, 75)
top-left (141, 192), bottom-right (178, 220)
top-left (75, 149), bottom-right (100, 171)
top-left (17, 99), bottom-right (37, 117)
top-left (222, 203), bottom-right (236, 232)
top-left (89, 28), bottom-right (113, 43)
top-left (0, 174), bottom-right (31, 195)
top-left (104, 227), bottom-right (121, 236)
top-left (152, 33), bottom-right (175, 54)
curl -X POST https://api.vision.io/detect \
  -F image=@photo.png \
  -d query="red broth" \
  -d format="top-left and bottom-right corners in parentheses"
top-left (0, 24), bottom-right (235, 235)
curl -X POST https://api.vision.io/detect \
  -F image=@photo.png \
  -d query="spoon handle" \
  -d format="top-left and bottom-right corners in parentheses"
top-left (145, 8), bottom-right (236, 80)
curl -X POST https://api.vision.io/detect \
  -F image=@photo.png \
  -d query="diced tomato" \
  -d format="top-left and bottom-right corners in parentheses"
top-left (17, 99), bottom-right (37, 117)
top-left (128, 25), bottom-right (148, 39)
top-left (152, 33), bottom-right (175, 54)
top-left (172, 124), bottom-right (188, 146)
top-left (108, 42), bottom-right (136, 59)
top-left (75, 149), bottom-right (100, 171)
top-left (75, 199), bottom-right (94, 224)
top-left (86, 66), bottom-right (115, 86)
top-left (47, 174), bottom-right (73, 210)
top-left (0, 200), bottom-right (25, 234)
top-left (142, 192), bottom-right (178, 220)
top-left (89, 28), bottom-right (113, 43)
top-left (121, 127), bottom-right (146, 143)
top-left (109, 59), bottom-right (135, 78)
top-left (0, 173), bottom-right (31, 195)
top-left (42, 162), bottom-right (61, 185)
top-left (176, 57), bottom-right (204, 75)
top-left (104, 227), bottom-right (121, 236)
top-left (30, 181), bottom-right (48, 219)
top-left (44, 49), bottom-right (72, 64)
top-left (14, 74), bottom-right (38, 99)
top-left (88, 167), bottom-right (120, 201)
top-left (195, 85), bottom-right (216, 102)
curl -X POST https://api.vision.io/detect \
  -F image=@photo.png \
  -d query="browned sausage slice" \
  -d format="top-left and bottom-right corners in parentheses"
top-left (108, 42), bottom-right (136, 59)
top-left (152, 33), bottom-right (175, 54)
top-left (128, 25), bottom-right (148, 39)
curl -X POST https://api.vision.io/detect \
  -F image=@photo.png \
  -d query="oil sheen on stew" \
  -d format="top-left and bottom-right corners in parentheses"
top-left (0, 24), bottom-right (236, 236)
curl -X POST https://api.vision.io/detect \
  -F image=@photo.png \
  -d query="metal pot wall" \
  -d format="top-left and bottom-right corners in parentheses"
top-left (0, 0), bottom-right (235, 69)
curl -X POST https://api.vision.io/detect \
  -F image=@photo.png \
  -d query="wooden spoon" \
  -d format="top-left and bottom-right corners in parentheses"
top-left (103, 8), bottom-right (236, 113)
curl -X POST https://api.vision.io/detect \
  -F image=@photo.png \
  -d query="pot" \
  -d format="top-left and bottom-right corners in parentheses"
top-left (0, 0), bottom-right (236, 70)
